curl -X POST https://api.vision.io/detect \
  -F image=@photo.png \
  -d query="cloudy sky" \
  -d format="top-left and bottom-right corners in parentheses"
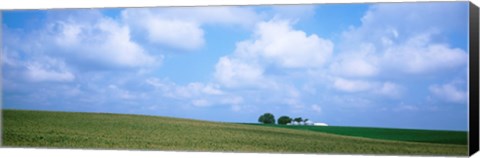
top-left (2, 2), bottom-right (470, 131)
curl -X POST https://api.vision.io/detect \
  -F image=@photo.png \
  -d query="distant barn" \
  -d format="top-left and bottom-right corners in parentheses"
top-left (287, 120), bottom-right (327, 126)
top-left (313, 122), bottom-right (328, 126)
top-left (304, 120), bottom-right (314, 126)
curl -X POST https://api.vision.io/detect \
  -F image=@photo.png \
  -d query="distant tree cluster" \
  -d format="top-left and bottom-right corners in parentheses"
top-left (277, 116), bottom-right (292, 125)
top-left (258, 113), bottom-right (275, 124)
top-left (258, 113), bottom-right (309, 125)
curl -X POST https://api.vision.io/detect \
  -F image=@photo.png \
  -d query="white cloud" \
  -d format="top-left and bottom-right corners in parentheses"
top-left (108, 84), bottom-right (137, 100)
top-left (331, 58), bottom-right (378, 77)
top-left (329, 44), bottom-right (378, 77)
top-left (2, 10), bottom-right (161, 88)
top-left (359, 3), bottom-right (467, 37)
top-left (214, 19), bottom-right (333, 89)
top-left (146, 78), bottom-right (223, 99)
top-left (333, 78), bottom-right (402, 98)
top-left (343, 3), bottom-right (467, 48)
top-left (191, 99), bottom-right (211, 107)
top-left (2, 46), bottom-right (27, 68)
top-left (311, 104), bottom-right (322, 113)
top-left (429, 82), bottom-right (467, 104)
top-left (251, 20), bottom-right (333, 68)
top-left (337, 3), bottom-right (467, 76)
top-left (145, 77), bottom-right (245, 108)
top-left (184, 82), bottom-right (224, 96)
top-left (382, 33), bottom-right (467, 74)
top-left (333, 78), bottom-right (373, 93)
top-left (25, 63), bottom-right (74, 82)
top-left (323, 3), bottom-right (467, 106)
top-left (214, 57), bottom-right (267, 88)
top-left (282, 86), bottom-right (306, 111)
top-left (122, 7), bottom-right (261, 50)
top-left (145, 78), bottom-right (172, 91)
top-left (340, 32), bottom-right (468, 77)
top-left (211, 19), bottom-right (336, 111)
top-left (50, 16), bottom-right (158, 68)
top-left (144, 20), bottom-right (204, 50)
top-left (374, 82), bottom-right (403, 98)
top-left (202, 84), bottom-right (224, 95)
top-left (122, 9), bottom-right (204, 50)
top-left (18, 56), bottom-right (75, 82)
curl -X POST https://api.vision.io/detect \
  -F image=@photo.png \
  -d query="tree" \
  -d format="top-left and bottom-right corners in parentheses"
top-left (303, 118), bottom-right (309, 123)
top-left (277, 116), bottom-right (292, 125)
top-left (258, 113), bottom-right (275, 124)
top-left (293, 117), bottom-right (303, 123)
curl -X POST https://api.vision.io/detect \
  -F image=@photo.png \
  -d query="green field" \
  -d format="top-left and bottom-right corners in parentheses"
top-left (2, 109), bottom-right (468, 156)
top-left (246, 124), bottom-right (467, 145)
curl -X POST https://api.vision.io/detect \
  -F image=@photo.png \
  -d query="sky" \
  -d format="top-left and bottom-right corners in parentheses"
top-left (1, 2), bottom-right (470, 131)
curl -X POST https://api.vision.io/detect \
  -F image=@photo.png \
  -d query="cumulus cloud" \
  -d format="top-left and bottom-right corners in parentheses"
top-left (323, 2), bottom-right (468, 109)
top-left (250, 20), bottom-right (333, 68)
top-left (335, 3), bottom-right (468, 76)
top-left (3, 10), bottom-right (159, 75)
top-left (25, 61), bottom-right (75, 82)
top-left (342, 2), bottom-right (467, 48)
top-left (214, 57), bottom-right (267, 88)
top-left (382, 32), bottom-right (467, 74)
top-left (429, 81), bottom-right (467, 104)
top-left (122, 9), bottom-right (204, 50)
top-left (214, 19), bottom-right (333, 89)
top-left (329, 44), bottom-right (379, 77)
top-left (122, 7), bottom-right (261, 50)
top-left (51, 17), bottom-right (158, 68)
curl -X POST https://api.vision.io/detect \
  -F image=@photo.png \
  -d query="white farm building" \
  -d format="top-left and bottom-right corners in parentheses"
top-left (313, 122), bottom-right (328, 126)
top-left (287, 120), bottom-right (328, 126)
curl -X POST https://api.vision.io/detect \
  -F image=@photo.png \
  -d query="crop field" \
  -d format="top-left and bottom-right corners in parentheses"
top-left (247, 124), bottom-right (467, 145)
top-left (2, 109), bottom-right (468, 156)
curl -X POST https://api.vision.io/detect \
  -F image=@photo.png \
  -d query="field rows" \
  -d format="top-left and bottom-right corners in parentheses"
top-left (247, 124), bottom-right (467, 145)
top-left (2, 110), bottom-right (468, 156)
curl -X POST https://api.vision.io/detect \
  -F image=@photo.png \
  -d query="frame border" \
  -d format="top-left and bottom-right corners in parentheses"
top-left (469, 1), bottom-right (479, 156)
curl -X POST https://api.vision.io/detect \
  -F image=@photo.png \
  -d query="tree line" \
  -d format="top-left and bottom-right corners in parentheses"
top-left (258, 112), bottom-right (309, 125)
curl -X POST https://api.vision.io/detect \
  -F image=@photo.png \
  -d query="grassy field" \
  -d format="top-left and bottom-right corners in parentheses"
top-left (246, 124), bottom-right (467, 145)
top-left (2, 109), bottom-right (468, 156)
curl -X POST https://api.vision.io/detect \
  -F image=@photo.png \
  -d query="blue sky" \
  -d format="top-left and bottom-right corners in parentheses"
top-left (2, 2), bottom-right (470, 131)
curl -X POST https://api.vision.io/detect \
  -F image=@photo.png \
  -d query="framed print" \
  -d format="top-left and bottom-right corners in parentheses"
top-left (1, 1), bottom-right (479, 157)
